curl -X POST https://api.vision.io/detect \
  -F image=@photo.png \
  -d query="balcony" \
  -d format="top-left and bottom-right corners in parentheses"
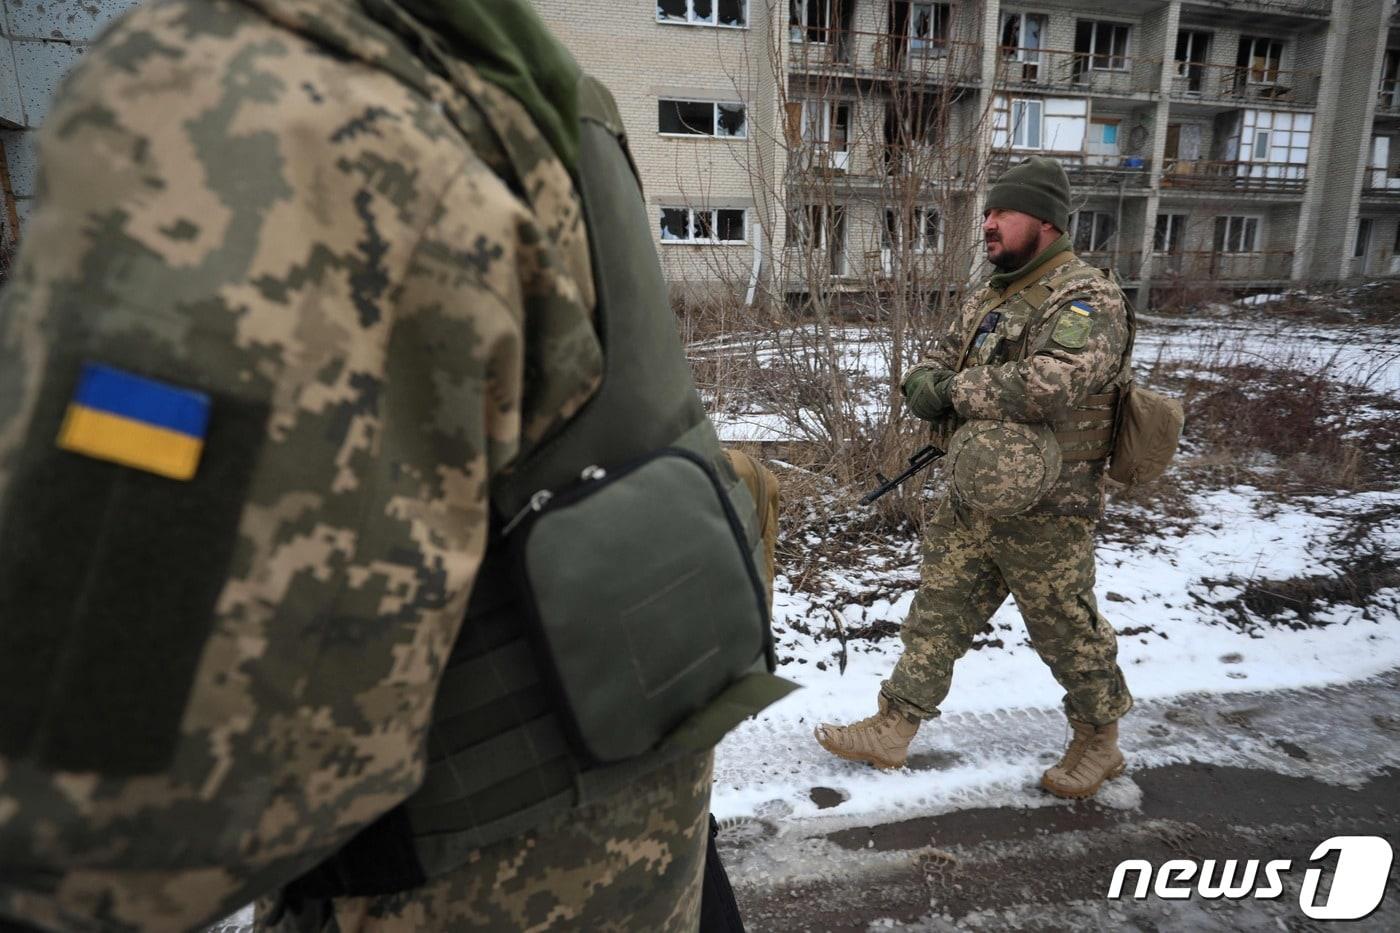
top-left (995, 46), bottom-right (1161, 97)
top-left (1376, 82), bottom-right (1400, 118)
top-left (1152, 250), bottom-right (1294, 281)
top-left (1168, 62), bottom-right (1320, 108)
top-left (1078, 251), bottom-right (1144, 281)
top-left (1361, 166), bottom-right (1400, 198)
top-left (787, 27), bottom-right (982, 85)
top-left (990, 152), bottom-right (1153, 189)
top-left (1161, 159), bottom-right (1307, 193)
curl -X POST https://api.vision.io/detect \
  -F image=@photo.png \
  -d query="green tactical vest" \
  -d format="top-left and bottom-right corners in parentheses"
top-left (285, 69), bottom-right (790, 898)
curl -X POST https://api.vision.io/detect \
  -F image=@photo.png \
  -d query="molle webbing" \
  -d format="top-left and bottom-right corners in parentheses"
top-left (1054, 391), bottom-right (1118, 461)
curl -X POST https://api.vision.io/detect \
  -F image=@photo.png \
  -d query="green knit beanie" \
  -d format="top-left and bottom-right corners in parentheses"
top-left (985, 156), bottom-right (1071, 232)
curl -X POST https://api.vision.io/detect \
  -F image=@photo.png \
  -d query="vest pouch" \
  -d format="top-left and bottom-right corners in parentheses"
top-left (1107, 381), bottom-right (1185, 487)
top-left (510, 448), bottom-right (771, 764)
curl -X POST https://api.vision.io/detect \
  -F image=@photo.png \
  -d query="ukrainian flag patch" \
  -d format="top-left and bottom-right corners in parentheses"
top-left (1070, 300), bottom-right (1094, 315)
top-left (57, 363), bottom-right (211, 480)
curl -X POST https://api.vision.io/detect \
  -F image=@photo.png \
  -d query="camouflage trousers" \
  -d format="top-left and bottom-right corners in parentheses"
top-left (882, 504), bottom-right (1132, 726)
top-left (257, 751), bottom-right (712, 933)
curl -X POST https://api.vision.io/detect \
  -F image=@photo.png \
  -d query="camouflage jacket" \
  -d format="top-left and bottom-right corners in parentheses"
top-left (0, 0), bottom-right (602, 929)
top-left (906, 251), bottom-right (1131, 517)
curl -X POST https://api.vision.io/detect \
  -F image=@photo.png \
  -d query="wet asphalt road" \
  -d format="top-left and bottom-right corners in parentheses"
top-left (722, 673), bottom-right (1400, 932)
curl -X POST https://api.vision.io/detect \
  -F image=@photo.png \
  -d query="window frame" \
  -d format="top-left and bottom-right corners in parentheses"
top-left (1240, 35), bottom-right (1285, 86)
top-left (1214, 215), bottom-right (1262, 254)
top-left (659, 206), bottom-right (749, 245)
top-left (1082, 20), bottom-right (1131, 72)
top-left (656, 0), bottom-right (749, 28)
top-left (789, 0), bottom-right (833, 44)
top-left (1153, 213), bottom-right (1187, 254)
top-left (913, 207), bottom-right (943, 253)
top-left (1010, 98), bottom-right (1044, 149)
top-left (1071, 210), bottom-right (1117, 253)
top-left (658, 98), bottom-right (749, 139)
top-left (1001, 12), bottom-right (1048, 63)
top-left (909, 2), bottom-right (952, 56)
top-left (1175, 29), bottom-right (1210, 74)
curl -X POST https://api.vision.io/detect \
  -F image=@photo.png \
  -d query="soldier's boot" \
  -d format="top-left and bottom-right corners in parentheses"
top-left (1040, 717), bottom-right (1126, 799)
top-left (813, 693), bottom-right (920, 769)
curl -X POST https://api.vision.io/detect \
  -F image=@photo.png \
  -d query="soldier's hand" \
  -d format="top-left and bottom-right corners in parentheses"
top-left (902, 367), bottom-right (957, 421)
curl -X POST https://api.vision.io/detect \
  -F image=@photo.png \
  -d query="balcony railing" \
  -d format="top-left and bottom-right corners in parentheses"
top-left (995, 46), bottom-right (1162, 96)
top-left (787, 27), bottom-right (982, 84)
top-left (1161, 159), bottom-right (1307, 193)
top-left (990, 151), bottom-right (1153, 188)
top-left (1168, 61), bottom-right (1320, 107)
top-left (1152, 250), bottom-right (1294, 281)
top-left (1377, 81), bottom-right (1400, 116)
top-left (1362, 166), bottom-right (1400, 196)
top-left (1078, 251), bottom-right (1143, 280)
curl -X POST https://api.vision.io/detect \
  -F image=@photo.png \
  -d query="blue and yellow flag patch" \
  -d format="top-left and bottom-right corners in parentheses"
top-left (57, 363), bottom-right (211, 480)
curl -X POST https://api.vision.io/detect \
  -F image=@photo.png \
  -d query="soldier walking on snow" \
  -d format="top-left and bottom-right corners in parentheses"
top-left (815, 157), bottom-right (1135, 800)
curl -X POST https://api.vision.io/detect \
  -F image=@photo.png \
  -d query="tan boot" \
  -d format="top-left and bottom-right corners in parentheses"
top-left (814, 694), bottom-right (920, 769)
top-left (1041, 717), bottom-right (1126, 799)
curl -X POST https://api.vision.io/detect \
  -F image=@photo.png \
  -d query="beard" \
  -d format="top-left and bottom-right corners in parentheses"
top-left (987, 233), bottom-right (1042, 271)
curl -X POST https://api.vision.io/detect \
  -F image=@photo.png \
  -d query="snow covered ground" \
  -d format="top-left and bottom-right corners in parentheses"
top-left (708, 298), bottom-right (1400, 833)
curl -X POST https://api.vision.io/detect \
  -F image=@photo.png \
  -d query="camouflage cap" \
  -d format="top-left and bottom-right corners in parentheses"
top-left (946, 420), bottom-right (1063, 517)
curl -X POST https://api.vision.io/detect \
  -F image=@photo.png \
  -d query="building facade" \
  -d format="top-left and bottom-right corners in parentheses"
top-left (3, 1), bottom-right (1399, 300)
top-left (526, 0), bottom-right (1400, 302)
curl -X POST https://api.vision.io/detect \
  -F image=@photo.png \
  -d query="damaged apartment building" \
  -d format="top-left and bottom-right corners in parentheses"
top-left (3, 1), bottom-right (1400, 303)
top-left (525, 0), bottom-right (1400, 304)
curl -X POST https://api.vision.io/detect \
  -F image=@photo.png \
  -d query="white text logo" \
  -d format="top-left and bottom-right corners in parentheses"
top-left (1107, 836), bottom-right (1392, 921)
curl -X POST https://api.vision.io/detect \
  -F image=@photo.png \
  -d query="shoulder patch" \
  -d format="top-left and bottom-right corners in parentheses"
top-left (1050, 302), bottom-right (1094, 349)
top-left (57, 363), bottom-right (211, 480)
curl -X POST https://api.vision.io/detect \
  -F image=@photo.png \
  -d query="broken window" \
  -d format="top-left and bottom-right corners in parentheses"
top-left (660, 99), bottom-right (714, 134)
top-left (660, 208), bottom-right (690, 241)
top-left (916, 208), bottom-right (941, 252)
top-left (717, 209), bottom-right (746, 240)
top-left (660, 99), bottom-right (746, 138)
top-left (1237, 36), bottom-right (1284, 85)
top-left (790, 0), bottom-right (831, 43)
top-left (658, 0), bottom-right (744, 26)
top-left (658, 99), bottom-right (746, 137)
top-left (1071, 211), bottom-right (1116, 252)
top-left (1075, 21), bottom-right (1130, 72)
top-left (1001, 12), bottom-right (1045, 60)
top-left (716, 103), bottom-right (748, 137)
top-left (660, 207), bottom-right (746, 243)
top-left (909, 3), bottom-right (951, 56)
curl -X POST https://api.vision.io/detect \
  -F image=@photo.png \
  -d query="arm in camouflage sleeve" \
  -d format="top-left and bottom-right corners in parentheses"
top-left (899, 291), bottom-right (986, 420)
top-left (0, 3), bottom-right (598, 929)
top-left (948, 284), bottom-right (1130, 424)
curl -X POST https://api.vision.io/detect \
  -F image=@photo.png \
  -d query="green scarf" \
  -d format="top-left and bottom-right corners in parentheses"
top-left (987, 233), bottom-right (1071, 291)
top-left (390, 0), bottom-right (582, 172)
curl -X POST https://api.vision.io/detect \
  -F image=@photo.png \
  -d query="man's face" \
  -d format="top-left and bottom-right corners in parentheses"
top-left (983, 208), bottom-right (1047, 270)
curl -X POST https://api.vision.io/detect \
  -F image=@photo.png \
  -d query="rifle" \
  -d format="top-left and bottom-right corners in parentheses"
top-left (860, 445), bottom-right (944, 505)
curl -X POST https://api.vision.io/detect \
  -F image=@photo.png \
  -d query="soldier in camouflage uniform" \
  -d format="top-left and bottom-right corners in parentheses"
top-left (815, 157), bottom-right (1134, 799)
top-left (0, 1), bottom-right (762, 930)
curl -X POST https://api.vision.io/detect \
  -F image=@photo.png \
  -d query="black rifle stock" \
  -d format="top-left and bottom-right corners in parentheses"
top-left (860, 445), bottom-right (944, 505)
